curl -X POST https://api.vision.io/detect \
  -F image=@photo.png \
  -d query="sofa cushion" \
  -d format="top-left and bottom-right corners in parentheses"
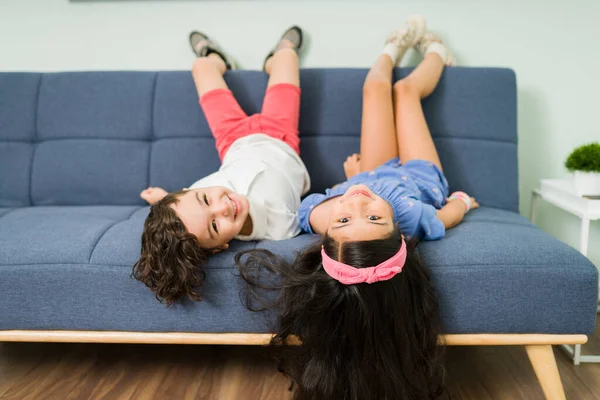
top-left (420, 208), bottom-right (598, 333)
top-left (0, 73), bottom-right (39, 206)
top-left (31, 140), bottom-right (150, 206)
top-left (0, 142), bottom-right (34, 208)
top-left (37, 72), bottom-right (155, 141)
top-left (0, 207), bottom-right (596, 334)
top-left (0, 206), bottom-right (140, 265)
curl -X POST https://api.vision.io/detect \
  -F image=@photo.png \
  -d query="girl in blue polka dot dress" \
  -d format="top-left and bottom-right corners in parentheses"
top-left (237, 17), bottom-right (479, 400)
top-left (298, 30), bottom-right (479, 242)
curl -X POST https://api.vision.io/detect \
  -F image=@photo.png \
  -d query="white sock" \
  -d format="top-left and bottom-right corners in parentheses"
top-left (424, 42), bottom-right (447, 62)
top-left (382, 43), bottom-right (401, 64)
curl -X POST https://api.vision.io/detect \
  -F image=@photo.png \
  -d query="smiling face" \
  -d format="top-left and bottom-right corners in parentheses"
top-left (327, 184), bottom-right (395, 243)
top-left (171, 187), bottom-right (251, 251)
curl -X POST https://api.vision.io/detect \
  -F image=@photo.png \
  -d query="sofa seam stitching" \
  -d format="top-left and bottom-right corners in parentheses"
top-left (0, 135), bottom-right (518, 145)
top-left (87, 207), bottom-right (141, 264)
top-left (425, 263), bottom-right (596, 270)
top-left (148, 73), bottom-right (158, 189)
top-left (0, 262), bottom-right (260, 270)
top-left (462, 220), bottom-right (536, 228)
top-left (0, 208), bottom-right (21, 221)
top-left (433, 136), bottom-right (516, 145)
top-left (0, 263), bottom-right (594, 272)
top-left (86, 220), bottom-right (123, 264)
top-left (126, 207), bottom-right (143, 220)
top-left (28, 75), bottom-right (42, 206)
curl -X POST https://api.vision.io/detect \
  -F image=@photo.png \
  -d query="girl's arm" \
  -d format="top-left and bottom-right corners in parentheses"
top-left (436, 195), bottom-right (479, 229)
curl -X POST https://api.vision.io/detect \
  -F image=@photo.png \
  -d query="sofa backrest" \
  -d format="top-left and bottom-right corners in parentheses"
top-left (0, 68), bottom-right (518, 211)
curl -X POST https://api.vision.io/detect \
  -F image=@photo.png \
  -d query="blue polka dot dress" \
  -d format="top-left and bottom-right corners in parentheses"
top-left (298, 158), bottom-right (449, 241)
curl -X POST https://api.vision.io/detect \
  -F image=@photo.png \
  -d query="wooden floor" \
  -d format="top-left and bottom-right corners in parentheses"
top-left (1, 322), bottom-right (599, 400)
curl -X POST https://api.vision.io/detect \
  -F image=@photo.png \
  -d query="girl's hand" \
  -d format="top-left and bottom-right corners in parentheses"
top-left (449, 192), bottom-right (480, 212)
top-left (140, 187), bottom-right (169, 205)
top-left (439, 194), bottom-right (480, 229)
top-left (343, 153), bottom-right (361, 180)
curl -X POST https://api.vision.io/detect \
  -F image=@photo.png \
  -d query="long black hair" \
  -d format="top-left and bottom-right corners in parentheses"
top-left (235, 228), bottom-right (446, 400)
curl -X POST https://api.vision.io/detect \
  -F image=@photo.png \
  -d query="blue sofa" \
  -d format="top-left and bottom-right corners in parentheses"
top-left (0, 68), bottom-right (597, 397)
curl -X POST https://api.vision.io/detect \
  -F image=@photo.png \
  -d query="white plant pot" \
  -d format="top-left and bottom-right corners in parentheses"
top-left (573, 171), bottom-right (600, 196)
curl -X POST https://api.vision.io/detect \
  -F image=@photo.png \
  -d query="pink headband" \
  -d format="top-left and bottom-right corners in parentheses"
top-left (321, 240), bottom-right (407, 285)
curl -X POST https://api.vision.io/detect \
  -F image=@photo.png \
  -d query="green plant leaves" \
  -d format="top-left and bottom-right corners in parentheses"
top-left (565, 142), bottom-right (600, 172)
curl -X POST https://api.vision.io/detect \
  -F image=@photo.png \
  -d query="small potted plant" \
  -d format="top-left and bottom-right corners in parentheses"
top-left (565, 142), bottom-right (600, 196)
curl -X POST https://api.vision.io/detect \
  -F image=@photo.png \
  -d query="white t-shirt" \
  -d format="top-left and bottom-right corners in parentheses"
top-left (189, 134), bottom-right (311, 241)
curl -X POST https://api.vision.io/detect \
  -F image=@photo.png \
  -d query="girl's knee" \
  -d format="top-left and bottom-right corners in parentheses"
top-left (362, 79), bottom-right (392, 98)
top-left (272, 47), bottom-right (298, 60)
top-left (393, 79), bottom-right (419, 98)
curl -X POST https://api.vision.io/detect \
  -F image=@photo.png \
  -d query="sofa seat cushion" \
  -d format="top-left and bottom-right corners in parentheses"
top-left (0, 206), bottom-right (141, 265)
top-left (420, 207), bottom-right (598, 334)
top-left (0, 206), bottom-right (596, 334)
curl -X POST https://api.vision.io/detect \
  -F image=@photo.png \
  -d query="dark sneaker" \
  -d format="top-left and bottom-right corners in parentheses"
top-left (189, 30), bottom-right (237, 70)
top-left (263, 26), bottom-right (304, 71)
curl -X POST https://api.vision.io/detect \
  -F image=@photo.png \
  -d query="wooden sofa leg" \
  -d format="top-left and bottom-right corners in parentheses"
top-left (525, 345), bottom-right (566, 400)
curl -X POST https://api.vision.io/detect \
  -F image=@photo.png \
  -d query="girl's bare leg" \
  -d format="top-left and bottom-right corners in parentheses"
top-left (264, 41), bottom-right (299, 88)
top-left (393, 52), bottom-right (445, 170)
top-left (358, 54), bottom-right (398, 172)
top-left (191, 53), bottom-right (228, 97)
top-left (191, 50), bottom-right (247, 162)
top-left (261, 31), bottom-right (304, 155)
top-left (358, 17), bottom-right (427, 172)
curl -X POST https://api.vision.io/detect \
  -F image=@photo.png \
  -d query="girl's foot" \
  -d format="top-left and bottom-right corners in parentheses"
top-left (189, 31), bottom-right (237, 70)
top-left (344, 153), bottom-right (361, 179)
top-left (263, 26), bottom-right (303, 71)
top-left (416, 32), bottom-right (455, 66)
top-left (383, 16), bottom-right (427, 65)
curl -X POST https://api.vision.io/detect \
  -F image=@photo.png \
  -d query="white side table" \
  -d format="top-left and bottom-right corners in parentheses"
top-left (530, 178), bottom-right (600, 365)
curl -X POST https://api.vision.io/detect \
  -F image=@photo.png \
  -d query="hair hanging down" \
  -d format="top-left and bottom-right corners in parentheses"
top-left (132, 191), bottom-right (207, 306)
top-left (235, 228), bottom-right (446, 400)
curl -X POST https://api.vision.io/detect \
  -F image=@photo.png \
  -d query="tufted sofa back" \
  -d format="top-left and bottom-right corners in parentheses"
top-left (0, 68), bottom-right (517, 210)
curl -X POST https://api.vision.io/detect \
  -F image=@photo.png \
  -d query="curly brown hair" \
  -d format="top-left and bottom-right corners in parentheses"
top-left (132, 190), bottom-right (207, 305)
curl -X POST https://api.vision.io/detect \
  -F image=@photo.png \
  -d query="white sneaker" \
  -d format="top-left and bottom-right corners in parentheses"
top-left (385, 16), bottom-right (427, 55)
